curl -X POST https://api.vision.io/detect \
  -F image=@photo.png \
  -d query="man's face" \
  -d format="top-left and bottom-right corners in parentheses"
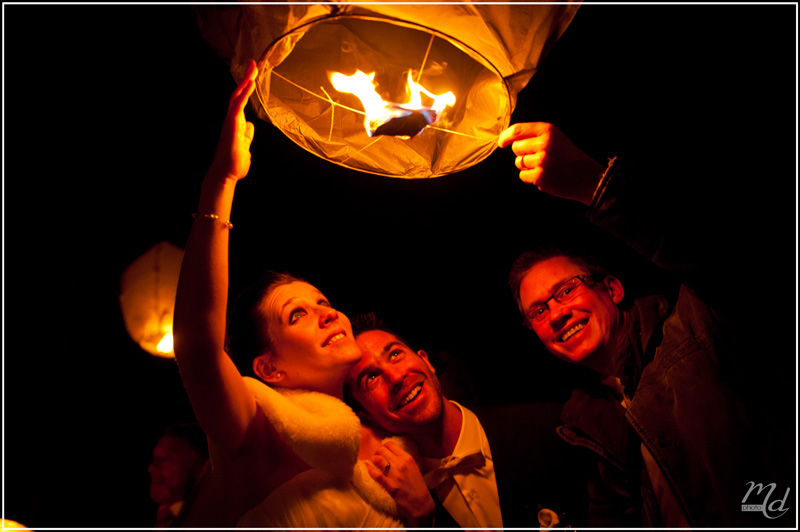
top-left (147, 436), bottom-right (204, 506)
top-left (346, 329), bottom-right (444, 435)
top-left (519, 256), bottom-right (624, 369)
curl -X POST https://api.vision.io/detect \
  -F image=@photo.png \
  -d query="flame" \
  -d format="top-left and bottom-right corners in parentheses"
top-left (330, 69), bottom-right (455, 138)
top-left (156, 332), bottom-right (173, 354)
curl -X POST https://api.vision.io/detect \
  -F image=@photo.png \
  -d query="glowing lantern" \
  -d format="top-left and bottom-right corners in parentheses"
top-left (194, 3), bottom-right (580, 178)
top-left (1, 520), bottom-right (30, 530)
top-left (119, 242), bottom-right (184, 358)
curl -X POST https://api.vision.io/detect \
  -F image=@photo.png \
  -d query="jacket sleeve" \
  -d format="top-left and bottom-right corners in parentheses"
top-left (585, 156), bottom-right (731, 316)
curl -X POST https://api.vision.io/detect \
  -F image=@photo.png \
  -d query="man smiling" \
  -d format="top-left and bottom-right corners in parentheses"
top-left (345, 313), bottom-right (502, 529)
top-left (501, 121), bottom-right (793, 528)
top-left (518, 256), bottom-right (625, 372)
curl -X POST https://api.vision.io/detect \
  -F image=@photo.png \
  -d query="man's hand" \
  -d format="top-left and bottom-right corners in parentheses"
top-left (365, 440), bottom-right (435, 527)
top-left (498, 122), bottom-right (605, 205)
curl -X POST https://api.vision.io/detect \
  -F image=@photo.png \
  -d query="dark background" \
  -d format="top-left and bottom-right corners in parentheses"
top-left (3, 3), bottom-right (796, 528)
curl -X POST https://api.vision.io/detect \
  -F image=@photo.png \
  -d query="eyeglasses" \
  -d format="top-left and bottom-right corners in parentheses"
top-left (523, 275), bottom-right (592, 329)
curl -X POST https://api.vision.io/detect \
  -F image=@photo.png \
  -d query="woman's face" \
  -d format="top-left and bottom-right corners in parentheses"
top-left (260, 282), bottom-right (361, 390)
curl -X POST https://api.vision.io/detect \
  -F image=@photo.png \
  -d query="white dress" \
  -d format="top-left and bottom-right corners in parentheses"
top-left (237, 468), bottom-right (401, 528)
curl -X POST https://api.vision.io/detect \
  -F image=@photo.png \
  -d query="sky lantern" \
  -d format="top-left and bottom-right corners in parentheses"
top-left (119, 242), bottom-right (184, 358)
top-left (1, 519), bottom-right (30, 529)
top-left (194, 2), bottom-right (580, 178)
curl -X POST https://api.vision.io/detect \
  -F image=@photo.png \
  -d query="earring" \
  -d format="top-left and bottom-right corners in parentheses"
top-left (275, 371), bottom-right (284, 380)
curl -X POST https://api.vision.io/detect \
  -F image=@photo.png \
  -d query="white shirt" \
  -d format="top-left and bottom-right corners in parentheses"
top-left (421, 402), bottom-right (503, 528)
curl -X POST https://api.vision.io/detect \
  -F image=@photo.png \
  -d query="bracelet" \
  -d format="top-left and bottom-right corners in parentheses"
top-left (192, 213), bottom-right (233, 229)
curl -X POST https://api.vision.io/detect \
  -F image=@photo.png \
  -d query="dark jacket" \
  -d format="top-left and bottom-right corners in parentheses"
top-left (557, 157), bottom-right (794, 528)
top-left (476, 401), bottom-right (591, 528)
top-left (429, 401), bottom-right (592, 529)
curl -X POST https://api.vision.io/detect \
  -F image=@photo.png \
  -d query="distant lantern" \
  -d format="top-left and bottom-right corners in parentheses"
top-left (194, 3), bottom-right (580, 178)
top-left (119, 242), bottom-right (184, 358)
top-left (1, 519), bottom-right (30, 529)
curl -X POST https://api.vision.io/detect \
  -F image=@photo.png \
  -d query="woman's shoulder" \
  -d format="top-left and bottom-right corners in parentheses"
top-left (244, 378), bottom-right (362, 476)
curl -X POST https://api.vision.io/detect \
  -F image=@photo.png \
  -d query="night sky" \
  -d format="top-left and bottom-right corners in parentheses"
top-left (3, 3), bottom-right (796, 528)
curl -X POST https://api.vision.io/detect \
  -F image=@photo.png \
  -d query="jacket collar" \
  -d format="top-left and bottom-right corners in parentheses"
top-left (612, 295), bottom-right (670, 399)
top-left (558, 295), bottom-right (670, 468)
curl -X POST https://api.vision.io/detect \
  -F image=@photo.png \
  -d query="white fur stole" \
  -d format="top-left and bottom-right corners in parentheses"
top-left (243, 377), bottom-right (420, 519)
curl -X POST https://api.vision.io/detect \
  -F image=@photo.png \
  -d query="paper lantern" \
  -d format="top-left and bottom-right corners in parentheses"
top-left (119, 242), bottom-right (184, 358)
top-left (1, 519), bottom-right (31, 530)
top-left (194, 2), bottom-right (580, 178)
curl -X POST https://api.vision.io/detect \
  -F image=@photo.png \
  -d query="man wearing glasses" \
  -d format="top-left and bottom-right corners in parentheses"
top-left (499, 123), bottom-right (793, 528)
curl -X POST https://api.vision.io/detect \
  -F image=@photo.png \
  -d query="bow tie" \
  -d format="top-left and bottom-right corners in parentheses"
top-left (424, 451), bottom-right (486, 489)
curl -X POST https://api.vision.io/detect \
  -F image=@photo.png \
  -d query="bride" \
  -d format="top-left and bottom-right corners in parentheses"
top-left (172, 60), bottom-right (433, 528)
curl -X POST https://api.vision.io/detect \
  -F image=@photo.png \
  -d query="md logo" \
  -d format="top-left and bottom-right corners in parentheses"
top-left (741, 481), bottom-right (791, 519)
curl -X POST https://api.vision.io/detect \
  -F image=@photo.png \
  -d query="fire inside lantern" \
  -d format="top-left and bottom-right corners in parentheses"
top-left (329, 69), bottom-right (455, 139)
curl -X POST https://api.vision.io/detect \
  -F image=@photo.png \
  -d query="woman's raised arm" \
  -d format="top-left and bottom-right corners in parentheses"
top-left (173, 60), bottom-right (260, 454)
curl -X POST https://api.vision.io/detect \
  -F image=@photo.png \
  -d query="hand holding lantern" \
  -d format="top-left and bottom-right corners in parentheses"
top-left (498, 122), bottom-right (605, 205)
top-left (208, 59), bottom-right (258, 183)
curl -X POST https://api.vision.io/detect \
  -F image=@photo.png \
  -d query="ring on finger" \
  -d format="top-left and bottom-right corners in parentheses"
top-left (383, 463), bottom-right (391, 475)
